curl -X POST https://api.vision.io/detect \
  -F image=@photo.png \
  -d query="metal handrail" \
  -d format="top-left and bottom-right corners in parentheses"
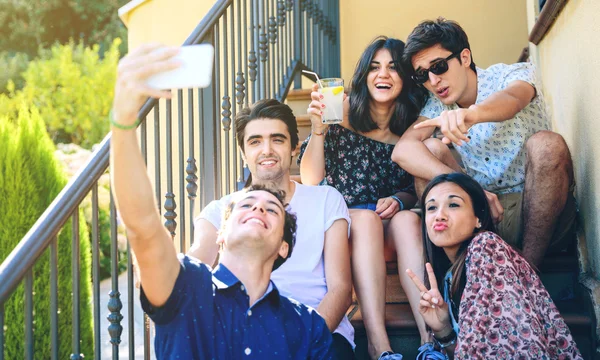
top-left (0, 2), bottom-right (341, 357)
top-left (0, 0), bottom-right (233, 305)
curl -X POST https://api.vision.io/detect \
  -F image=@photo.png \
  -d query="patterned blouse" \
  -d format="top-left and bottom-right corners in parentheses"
top-left (297, 124), bottom-right (414, 208)
top-left (450, 231), bottom-right (582, 359)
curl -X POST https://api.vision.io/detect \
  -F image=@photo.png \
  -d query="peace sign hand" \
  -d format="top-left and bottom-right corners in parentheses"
top-left (406, 263), bottom-right (452, 334)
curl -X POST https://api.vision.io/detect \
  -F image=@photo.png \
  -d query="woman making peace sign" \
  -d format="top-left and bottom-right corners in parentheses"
top-left (407, 173), bottom-right (582, 359)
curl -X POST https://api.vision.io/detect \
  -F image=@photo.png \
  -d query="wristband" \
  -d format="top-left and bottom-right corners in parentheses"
top-left (432, 329), bottom-right (457, 349)
top-left (311, 127), bottom-right (327, 136)
top-left (110, 110), bottom-right (141, 130)
top-left (390, 195), bottom-right (405, 211)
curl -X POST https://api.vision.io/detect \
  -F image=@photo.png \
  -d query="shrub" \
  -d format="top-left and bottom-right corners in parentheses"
top-left (0, 0), bottom-right (128, 57)
top-left (0, 39), bottom-right (121, 148)
top-left (0, 105), bottom-right (94, 358)
top-left (0, 52), bottom-right (29, 94)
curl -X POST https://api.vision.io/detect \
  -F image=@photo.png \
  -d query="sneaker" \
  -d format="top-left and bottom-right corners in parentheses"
top-left (416, 343), bottom-right (447, 360)
top-left (377, 351), bottom-right (403, 360)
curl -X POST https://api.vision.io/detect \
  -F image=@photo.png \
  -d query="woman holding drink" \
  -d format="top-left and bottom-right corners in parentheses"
top-left (406, 173), bottom-right (582, 359)
top-left (298, 37), bottom-right (437, 359)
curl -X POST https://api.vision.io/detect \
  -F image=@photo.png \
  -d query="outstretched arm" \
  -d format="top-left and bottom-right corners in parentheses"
top-left (413, 81), bottom-right (536, 146)
top-left (110, 44), bottom-right (182, 307)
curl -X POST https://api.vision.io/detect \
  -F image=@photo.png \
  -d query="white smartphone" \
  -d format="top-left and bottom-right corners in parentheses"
top-left (146, 44), bottom-right (214, 90)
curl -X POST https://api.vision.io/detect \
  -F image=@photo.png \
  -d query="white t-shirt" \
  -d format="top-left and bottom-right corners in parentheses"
top-left (195, 182), bottom-right (355, 347)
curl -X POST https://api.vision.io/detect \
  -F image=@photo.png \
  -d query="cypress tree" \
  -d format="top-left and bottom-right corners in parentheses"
top-left (0, 105), bottom-right (93, 357)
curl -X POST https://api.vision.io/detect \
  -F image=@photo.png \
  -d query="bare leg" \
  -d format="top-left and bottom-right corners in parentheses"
top-left (386, 211), bottom-right (430, 344)
top-left (414, 138), bottom-right (463, 197)
top-left (522, 131), bottom-right (574, 266)
top-left (350, 209), bottom-right (390, 359)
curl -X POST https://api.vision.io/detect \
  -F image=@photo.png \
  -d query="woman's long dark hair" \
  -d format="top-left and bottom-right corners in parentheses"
top-left (420, 173), bottom-right (496, 307)
top-left (348, 36), bottom-right (426, 136)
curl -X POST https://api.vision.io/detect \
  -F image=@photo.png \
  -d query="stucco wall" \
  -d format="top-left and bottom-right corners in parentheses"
top-left (339, 0), bottom-right (529, 82)
top-left (124, 0), bottom-right (216, 48)
top-left (526, 0), bottom-right (600, 278)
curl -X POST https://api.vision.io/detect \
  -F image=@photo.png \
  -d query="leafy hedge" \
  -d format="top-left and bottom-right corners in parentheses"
top-left (0, 52), bottom-right (29, 94)
top-left (0, 105), bottom-right (93, 358)
top-left (0, 39), bottom-right (121, 148)
top-left (0, 0), bottom-right (128, 57)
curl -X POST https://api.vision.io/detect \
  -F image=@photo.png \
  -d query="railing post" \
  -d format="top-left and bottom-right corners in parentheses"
top-left (70, 212), bottom-right (82, 360)
top-left (108, 194), bottom-right (123, 360)
top-left (293, 0), bottom-right (303, 89)
top-left (200, 33), bottom-right (218, 204)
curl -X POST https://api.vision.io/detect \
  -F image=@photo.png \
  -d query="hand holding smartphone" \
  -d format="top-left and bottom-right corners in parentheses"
top-left (146, 44), bottom-right (214, 90)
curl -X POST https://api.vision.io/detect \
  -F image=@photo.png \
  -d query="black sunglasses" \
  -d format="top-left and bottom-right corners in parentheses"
top-left (411, 52), bottom-right (460, 85)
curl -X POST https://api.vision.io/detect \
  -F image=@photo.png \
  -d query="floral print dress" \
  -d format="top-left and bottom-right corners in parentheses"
top-left (297, 124), bottom-right (414, 208)
top-left (447, 231), bottom-right (582, 359)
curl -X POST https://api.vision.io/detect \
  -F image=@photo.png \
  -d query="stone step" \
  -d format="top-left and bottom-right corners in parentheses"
top-left (350, 303), bottom-right (593, 335)
top-left (350, 303), bottom-right (594, 359)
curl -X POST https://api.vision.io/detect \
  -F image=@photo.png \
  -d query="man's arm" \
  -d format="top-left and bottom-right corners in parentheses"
top-left (187, 218), bottom-right (219, 266)
top-left (414, 81), bottom-right (536, 146)
top-left (317, 218), bottom-right (352, 332)
top-left (392, 116), bottom-right (457, 181)
top-left (111, 44), bottom-right (182, 307)
top-left (468, 80), bottom-right (535, 123)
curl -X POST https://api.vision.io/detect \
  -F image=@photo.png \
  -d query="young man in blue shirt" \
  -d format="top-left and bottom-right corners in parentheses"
top-left (110, 44), bottom-right (334, 359)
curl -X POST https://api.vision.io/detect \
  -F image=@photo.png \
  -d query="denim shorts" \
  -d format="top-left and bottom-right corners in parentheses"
top-left (349, 203), bottom-right (377, 211)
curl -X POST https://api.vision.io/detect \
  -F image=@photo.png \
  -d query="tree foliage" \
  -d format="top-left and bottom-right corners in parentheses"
top-left (0, 39), bottom-right (121, 148)
top-left (0, 105), bottom-right (93, 358)
top-left (0, 0), bottom-right (128, 57)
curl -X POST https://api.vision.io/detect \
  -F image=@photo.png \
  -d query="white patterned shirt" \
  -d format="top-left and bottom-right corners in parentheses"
top-left (420, 62), bottom-right (549, 194)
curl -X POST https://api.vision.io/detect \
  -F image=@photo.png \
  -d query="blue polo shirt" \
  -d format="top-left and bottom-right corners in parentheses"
top-left (140, 255), bottom-right (334, 359)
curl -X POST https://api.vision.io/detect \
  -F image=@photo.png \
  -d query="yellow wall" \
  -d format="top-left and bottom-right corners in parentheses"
top-left (339, 0), bottom-right (529, 82)
top-left (124, 0), bottom-right (216, 48)
top-left (526, 0), bottom-right (600, 278)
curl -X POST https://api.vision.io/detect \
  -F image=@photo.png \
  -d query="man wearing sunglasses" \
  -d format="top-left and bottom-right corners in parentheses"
top-left (393, 18), bottom-right (575, 268)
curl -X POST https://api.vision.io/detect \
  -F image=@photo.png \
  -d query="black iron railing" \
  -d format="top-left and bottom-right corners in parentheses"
top-left (0, 0), bottom-right (340, 358)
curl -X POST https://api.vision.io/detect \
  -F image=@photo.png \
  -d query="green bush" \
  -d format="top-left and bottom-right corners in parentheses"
top-left (0, 105), bottom-right (94, 358)
top-left (0, 0), bottom-right (129, 57)
top-left (0, 52), bottom-right (29, 94)
top-left (0, 39), bottom-right (121, 148)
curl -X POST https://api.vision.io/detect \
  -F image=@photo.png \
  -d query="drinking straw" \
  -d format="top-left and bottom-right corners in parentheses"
top-left (302, 70), bottom-right (323, 88)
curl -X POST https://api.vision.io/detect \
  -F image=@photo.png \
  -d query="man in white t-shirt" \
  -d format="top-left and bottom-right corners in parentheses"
top-left (393, 18), bottom-right (575, 267)
top-left (188, 99), bottom-right (355, 358)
